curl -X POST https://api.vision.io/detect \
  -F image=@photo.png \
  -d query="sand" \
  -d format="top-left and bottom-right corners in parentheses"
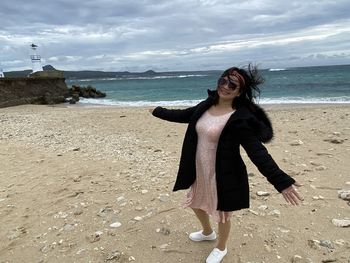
top-left (0, 104), bottom-right (349, 263)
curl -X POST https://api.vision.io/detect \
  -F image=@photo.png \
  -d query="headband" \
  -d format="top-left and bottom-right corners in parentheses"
top-left (229, 71), bottom-right (245, 87)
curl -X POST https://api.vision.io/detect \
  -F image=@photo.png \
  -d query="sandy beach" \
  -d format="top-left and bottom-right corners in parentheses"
top-left (0, 104), bottom-right (349, 263)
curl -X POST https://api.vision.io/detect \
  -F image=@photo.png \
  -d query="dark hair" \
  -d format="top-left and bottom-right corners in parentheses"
top-left (214, 63), bottom-right (264, 109)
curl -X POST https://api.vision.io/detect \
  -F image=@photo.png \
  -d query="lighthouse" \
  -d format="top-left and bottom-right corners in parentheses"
top-left (30, 43), bottom-right (43, 73)
top-left (0, 68), bottom-right (4, 78)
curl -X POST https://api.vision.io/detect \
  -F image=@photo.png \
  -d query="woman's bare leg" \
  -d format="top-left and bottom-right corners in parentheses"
top-left (192, 208), bottom-right (213, 235)
top-left (217, 220), bottom-right (231, 250)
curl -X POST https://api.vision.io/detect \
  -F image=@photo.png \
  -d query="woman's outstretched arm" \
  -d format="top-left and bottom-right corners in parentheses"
top-left (239, 122), bottom-right (303, 205)
top-left (149, 105), bottom-right (198, 123)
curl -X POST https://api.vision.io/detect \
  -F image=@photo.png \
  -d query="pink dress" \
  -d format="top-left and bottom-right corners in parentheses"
top-left (183, 110), bottom-right (235, 223)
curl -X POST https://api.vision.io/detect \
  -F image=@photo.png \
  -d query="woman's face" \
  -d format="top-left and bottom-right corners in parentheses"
top-left (217, 75), bottom-right (241, 101)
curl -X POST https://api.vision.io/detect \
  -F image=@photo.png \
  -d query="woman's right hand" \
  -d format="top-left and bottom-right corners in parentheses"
top-left (281, 181), bottom-right (303, 205)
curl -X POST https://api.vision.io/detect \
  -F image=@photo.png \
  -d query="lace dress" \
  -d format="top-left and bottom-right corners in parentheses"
top-left (183, 110), bottom-right (234, 223)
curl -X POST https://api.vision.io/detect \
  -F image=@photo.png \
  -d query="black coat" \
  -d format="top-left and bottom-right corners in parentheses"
top-left (152, 90), bottom-right (295, 211)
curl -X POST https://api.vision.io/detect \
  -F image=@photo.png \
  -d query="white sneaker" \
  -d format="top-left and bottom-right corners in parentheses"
top-left (188, 230), bottom-right (217, 242)
top-left (206, 247), bottom-right (227, 263)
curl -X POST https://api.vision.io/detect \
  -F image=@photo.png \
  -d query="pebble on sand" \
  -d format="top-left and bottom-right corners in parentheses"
top-left (256, 191), bottom-right (270, 196)
top-left (110, 222), bottom-right (122, 228)
top-left (331, 219), bottom-right (350, 227)
top-left (324, 138), bottom-right (345, 144)
top-left (290, 140), bottom-right (304, 146)
top-left (338, 190), bottom-right (350, 201)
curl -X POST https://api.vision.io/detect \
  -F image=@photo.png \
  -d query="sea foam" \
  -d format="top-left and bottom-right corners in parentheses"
top-left (76, 97), bottom-right (350, 107)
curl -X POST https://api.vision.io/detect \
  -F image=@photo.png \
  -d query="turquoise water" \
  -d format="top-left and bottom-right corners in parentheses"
top-left (66, 65), bottom-right (350, 106)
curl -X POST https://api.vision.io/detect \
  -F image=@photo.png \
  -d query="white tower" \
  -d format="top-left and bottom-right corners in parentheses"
top-left (30, 43), bottom-right (43, 73)
top-left (0, 68), bottom-right (4, 78)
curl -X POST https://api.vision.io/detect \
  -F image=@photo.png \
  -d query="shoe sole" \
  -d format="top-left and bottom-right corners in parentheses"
top-left (189, 234), bottom-right (217, 242)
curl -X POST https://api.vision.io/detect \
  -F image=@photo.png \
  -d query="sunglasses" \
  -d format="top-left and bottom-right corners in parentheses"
top-left (217, 76), bottom-right (238, 90)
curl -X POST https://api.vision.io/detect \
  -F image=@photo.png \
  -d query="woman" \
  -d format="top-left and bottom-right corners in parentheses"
top-left (149, 65), bottom-right (303, 263)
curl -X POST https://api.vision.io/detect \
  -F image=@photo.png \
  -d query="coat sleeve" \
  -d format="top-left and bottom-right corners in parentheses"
top-left (152, 105), bottom-right (198, 123)
top-left (239, 121), bottom-right (295, 192)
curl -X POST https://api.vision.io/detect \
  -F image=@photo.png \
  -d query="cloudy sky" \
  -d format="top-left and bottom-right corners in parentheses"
top-left (1, 0), bottom-right (350, 72)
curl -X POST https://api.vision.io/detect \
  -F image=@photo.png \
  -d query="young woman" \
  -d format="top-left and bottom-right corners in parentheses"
top-left (149, 65), bottom-right (303, 263)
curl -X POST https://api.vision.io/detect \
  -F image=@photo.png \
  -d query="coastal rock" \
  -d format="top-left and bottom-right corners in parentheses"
top-left (68, 98), bottom-right (76, 104)
top-left (71, 93), bottom-right (80, 101)
top-left (42, 92), bottom-right (66, 105)
top-left (69, 85), bottom-right (106, 99)
top-left (0, 77), bottom-right (69, 108)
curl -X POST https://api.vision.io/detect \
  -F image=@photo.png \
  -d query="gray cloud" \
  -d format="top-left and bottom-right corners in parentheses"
top-left (1, 0), bottom-right (350, 72)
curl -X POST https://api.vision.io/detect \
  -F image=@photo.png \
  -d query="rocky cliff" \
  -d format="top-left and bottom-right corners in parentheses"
top-left (0, 77), bottom-right (69, 108)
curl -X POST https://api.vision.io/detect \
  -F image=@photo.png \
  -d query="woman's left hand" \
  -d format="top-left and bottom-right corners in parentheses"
top-left (282, 182), bottom-right (303, 205)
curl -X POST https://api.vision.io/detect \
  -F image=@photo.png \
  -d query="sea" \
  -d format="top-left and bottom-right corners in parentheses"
top-left (66, 64), bottom-right (350, 107)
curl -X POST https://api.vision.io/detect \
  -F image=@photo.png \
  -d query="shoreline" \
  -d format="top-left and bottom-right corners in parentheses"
top-left (61, 101), bottom-right (350, 110)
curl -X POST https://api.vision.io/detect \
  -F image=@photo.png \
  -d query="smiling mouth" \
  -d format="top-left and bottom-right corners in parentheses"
top-left (219, 86), bottom-right (232, 94)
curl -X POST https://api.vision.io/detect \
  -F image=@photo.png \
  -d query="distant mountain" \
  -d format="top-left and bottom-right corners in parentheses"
top-left (4, 69), bottom-right (32, 78)
top-left (4, 65), bottom-right (220, 79)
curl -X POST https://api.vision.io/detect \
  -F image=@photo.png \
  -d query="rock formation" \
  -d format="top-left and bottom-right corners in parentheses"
top-left (0, 77), bottom-right (69, 108)
top-left (67, 85), bottom-right (106, 104)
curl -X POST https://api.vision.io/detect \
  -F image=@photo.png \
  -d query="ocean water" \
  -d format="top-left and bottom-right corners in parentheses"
top-left (66, 64), bottom-right (350, 107)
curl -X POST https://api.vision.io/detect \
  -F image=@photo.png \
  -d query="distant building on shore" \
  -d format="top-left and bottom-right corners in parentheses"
top-left (30, 43), bottom-right (43, 73)
top-left (0, 68), bottom-right (4, 78)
